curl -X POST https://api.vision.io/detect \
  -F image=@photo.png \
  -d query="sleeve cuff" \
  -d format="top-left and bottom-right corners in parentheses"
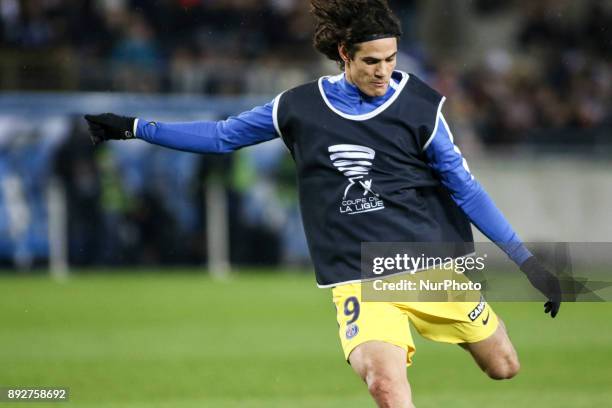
top-left (133, 118), bottom-right (139, 138)
top-left (504, 242), bottom-right (533, 266)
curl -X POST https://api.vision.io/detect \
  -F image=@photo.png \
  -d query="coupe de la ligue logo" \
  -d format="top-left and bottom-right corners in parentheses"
top-left (328, 144), bottom-right (386, 215)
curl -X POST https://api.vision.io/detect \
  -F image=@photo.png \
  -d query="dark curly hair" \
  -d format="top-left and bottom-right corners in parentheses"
top-left (311, 0), bottom-right (402, 70)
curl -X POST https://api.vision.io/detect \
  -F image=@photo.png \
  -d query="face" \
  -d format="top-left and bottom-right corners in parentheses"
top-left (340, 37), bottom-right (398, 97)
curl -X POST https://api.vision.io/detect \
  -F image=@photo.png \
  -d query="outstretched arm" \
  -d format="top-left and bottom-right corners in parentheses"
top-left (85, 99), bottom-right (279, 153)
top-left (424, 111), bottom-right (561, 317)
top-left (424, 112), bottom-right (531, 265)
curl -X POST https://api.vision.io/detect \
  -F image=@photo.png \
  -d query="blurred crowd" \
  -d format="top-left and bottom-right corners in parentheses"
top-left (0, 0), bottom-right (316, 93)
top-left (433, 0), bottom-right (612, 147)
top-left (0, 114), bottom-right (307, 268)
top-left (0, 0), bottom-right (610, 147)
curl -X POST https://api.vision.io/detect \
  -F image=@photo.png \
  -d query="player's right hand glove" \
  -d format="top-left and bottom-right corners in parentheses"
top-left (84, 113), bottom-right (136, 146)
top-left (520, 256), bottom-right (562, 318)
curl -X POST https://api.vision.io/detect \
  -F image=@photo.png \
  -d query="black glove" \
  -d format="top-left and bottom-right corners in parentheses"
top-left (84, 113), bottom-right (137, 146)
top-left (520, 256), bottom-right (562, 318)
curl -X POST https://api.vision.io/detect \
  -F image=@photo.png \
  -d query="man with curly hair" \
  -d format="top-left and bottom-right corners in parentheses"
top-left (85, 1), bottom-right (561, 406)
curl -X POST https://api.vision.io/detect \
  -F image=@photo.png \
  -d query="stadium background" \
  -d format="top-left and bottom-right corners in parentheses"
top-left (0, 0), bottom-right (611, 407)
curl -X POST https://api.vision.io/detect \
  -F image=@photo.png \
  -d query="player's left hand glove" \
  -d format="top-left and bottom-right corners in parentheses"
top-left (520, 256), bottom-right (562, 318)
top-left (84, 113), bottom-right (136, 146)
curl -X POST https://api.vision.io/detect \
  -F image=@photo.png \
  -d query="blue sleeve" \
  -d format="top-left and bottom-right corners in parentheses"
top-left (135, 100), bottom-right (278, 154)
top-left (424, 113), bottom-right (532, 266)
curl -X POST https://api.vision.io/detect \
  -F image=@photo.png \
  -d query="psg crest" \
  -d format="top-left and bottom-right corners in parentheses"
top-left (345, 323), bottom-right (360, 340)
top-left (328, 144), bottom-right (386, 215)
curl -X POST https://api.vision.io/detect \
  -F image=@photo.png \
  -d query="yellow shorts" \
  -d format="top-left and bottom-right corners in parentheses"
top-left (332, 279), bottom-right (499, 366)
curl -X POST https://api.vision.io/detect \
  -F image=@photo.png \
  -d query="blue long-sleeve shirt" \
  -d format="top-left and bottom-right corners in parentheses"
top-left (136, 72), bottom-right (531, 266)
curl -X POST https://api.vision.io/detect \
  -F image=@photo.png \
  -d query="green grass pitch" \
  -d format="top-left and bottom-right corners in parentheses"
top-left (1, 270), bottom-right (611, 407)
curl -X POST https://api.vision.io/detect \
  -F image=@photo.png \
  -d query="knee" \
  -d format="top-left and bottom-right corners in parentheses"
top-left (349, 342), bottom-right (414, 407)
top-left (366, 373), bottom-right (413, 408)
top-left (367, 375), bottom-right (394, 404)
top-left (486, 356), bottom-right (520, 380)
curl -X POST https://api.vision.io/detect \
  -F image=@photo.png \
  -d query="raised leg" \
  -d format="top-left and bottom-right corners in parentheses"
top-left (460, 319), bottom-right (520, 380)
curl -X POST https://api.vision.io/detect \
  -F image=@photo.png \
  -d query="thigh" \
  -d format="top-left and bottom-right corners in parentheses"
top-left (332, 283), bottom-right (416, 365)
